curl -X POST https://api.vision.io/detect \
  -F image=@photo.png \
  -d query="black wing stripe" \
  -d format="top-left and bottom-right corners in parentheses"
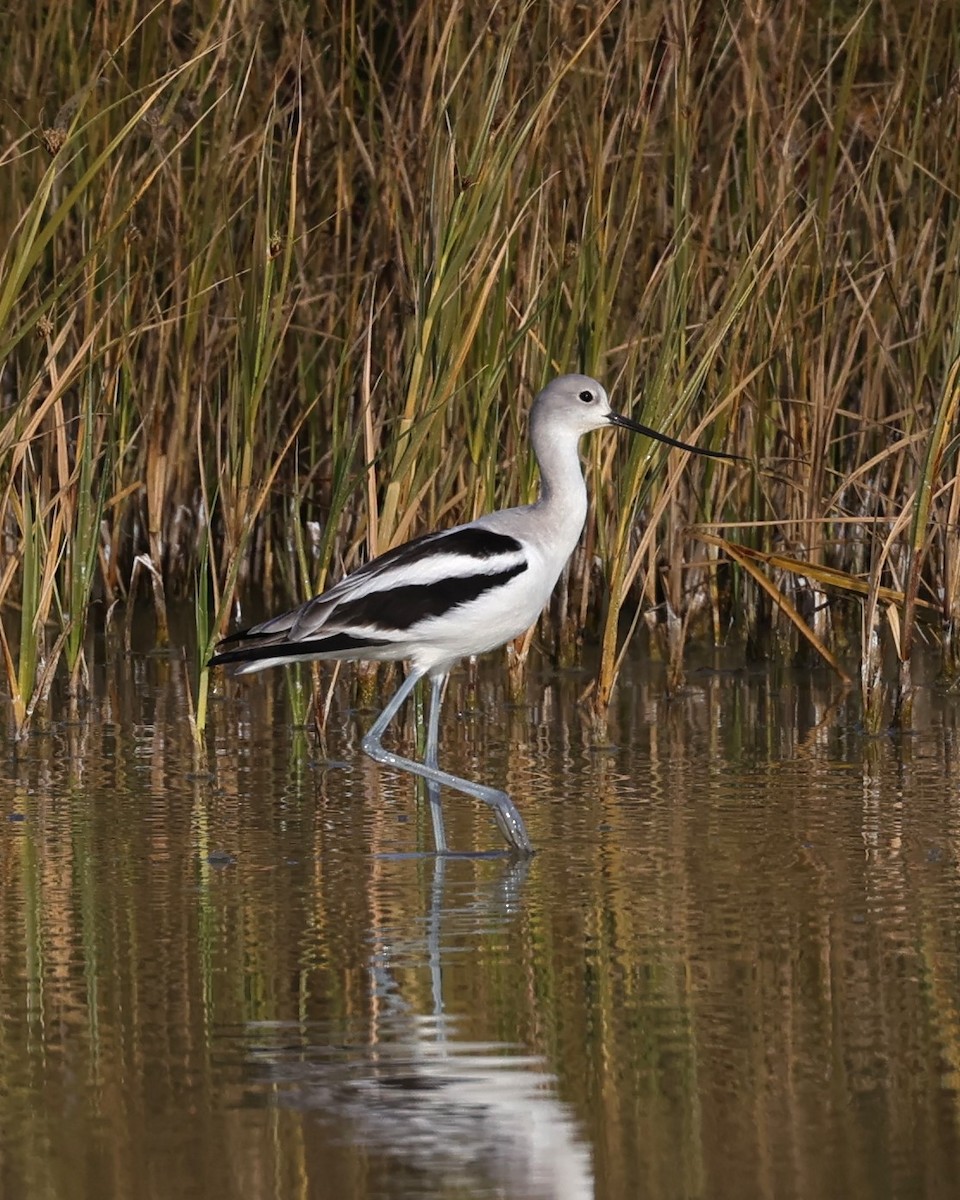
top-left (210, 631), bottom-right (393, 667)
top-left (353, 526), bottom-right (524, 580)
top-left (337, 561), bottom-right (528, 632)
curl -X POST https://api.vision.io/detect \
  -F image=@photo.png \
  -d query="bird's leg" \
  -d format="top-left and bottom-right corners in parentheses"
top-left (361, 669), bottom-right (533, 856)
top-left (424, 673), bottom-right (448, 854)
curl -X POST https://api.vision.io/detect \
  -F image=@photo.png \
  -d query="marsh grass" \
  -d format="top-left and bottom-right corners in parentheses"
top-left (2, 0), bottom-right (960, 739)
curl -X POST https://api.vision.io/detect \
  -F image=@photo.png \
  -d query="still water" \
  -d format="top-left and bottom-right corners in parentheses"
top-left (2, 644), bottom-right (960, 1200)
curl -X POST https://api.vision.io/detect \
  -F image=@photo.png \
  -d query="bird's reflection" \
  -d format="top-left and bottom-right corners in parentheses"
top-left (248, 857), bottom-right (594, 1200)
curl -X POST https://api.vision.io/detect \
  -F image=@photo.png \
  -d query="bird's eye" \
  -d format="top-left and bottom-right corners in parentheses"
top-left (579, 389), bottom-right (594, 403)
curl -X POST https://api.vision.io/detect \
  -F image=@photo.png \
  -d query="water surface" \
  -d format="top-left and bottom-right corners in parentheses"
top-left (2, 648), bottom-right (960, 1199)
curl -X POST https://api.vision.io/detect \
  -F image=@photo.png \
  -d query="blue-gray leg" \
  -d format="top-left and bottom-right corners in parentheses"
top-left (361, 669), bottom-right (533, 855)
top-left (425, 674), bottom-right (447, 853)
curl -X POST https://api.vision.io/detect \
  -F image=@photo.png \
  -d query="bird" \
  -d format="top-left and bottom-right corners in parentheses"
top-left (209, 374), bottom-right (736, 856)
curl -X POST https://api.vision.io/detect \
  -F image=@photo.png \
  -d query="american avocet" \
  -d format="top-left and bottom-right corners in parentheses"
top-left (210, 374), bottom-right (735, 856)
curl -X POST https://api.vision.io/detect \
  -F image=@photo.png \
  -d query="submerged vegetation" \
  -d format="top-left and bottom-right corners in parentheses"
top-left (1, 0), bottom-right (959, 740)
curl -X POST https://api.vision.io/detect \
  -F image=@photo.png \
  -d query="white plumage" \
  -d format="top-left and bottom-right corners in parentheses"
top-left (211, 373), bottom-right (734, 855)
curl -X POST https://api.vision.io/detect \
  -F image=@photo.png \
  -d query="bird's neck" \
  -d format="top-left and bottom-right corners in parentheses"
top-left (530, 424), bottom-right (589, 549)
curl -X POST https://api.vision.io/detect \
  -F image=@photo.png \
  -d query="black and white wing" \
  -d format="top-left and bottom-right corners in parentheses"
top-left (209, 524), bottom-right (529, 672)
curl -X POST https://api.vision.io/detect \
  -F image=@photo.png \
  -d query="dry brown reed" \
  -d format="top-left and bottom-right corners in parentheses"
top-left (1, 0), bottom-right (960, 738)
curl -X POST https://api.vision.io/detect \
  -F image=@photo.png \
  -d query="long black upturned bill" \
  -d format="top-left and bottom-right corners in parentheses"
top-left (607, 410), bottom-right (742, 462)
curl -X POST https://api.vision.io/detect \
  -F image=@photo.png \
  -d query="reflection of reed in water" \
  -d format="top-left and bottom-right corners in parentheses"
top-left (248, 858), bottom-right (593, 1200)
